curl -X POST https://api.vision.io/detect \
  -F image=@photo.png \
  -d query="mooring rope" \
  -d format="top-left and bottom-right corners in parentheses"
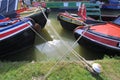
top-left (30, 23), bottom-right (68, 59)
top-left (37, 7), bottom-right (96, 80)
top-left (43, 22), bottom-right (93, 80)
top-left (24, 7), bottom-right (65, 56)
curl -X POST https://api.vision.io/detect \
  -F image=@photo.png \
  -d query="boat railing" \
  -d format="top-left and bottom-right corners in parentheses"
top-left (46, 1), bottom-right (88, 9)
top-left (85, 3), bottom-right (102, 20)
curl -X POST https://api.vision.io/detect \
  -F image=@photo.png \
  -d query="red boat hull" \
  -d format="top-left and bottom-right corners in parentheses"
top-left (74, 17), bottom-right (120, 55)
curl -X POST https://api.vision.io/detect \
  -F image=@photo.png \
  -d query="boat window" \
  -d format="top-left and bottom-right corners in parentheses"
top-left (112, 16), bottom-right (120, 25)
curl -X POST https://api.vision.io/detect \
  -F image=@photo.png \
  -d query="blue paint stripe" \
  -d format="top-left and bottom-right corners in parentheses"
top-left (0, 18), bottom-right (30, 32)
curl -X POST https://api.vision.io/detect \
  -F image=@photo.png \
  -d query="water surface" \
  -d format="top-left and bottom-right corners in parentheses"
top-left (2, 11), bottom-right (116, 61)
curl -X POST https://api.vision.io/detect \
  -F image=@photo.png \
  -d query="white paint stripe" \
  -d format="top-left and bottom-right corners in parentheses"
top-left (1, 23), bottom-right (28, 34)
top-left (75, 29), bottom-right (83, 34)
top-left (84, 35), bottom-right (119, 49)
top-left (1, 21), bottom-right (32, 34)
top-left (15, 0), bottom-right (18, 10)
top-left (0, 25), bottom-right (31, 41)
top-left (6, 0), bottom-right (9, 12)
top-left (0, 0), bottom-right (2, 8)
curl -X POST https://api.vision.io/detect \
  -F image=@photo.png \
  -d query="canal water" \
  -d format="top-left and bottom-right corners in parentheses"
top-left (1, 10), bottom-right (119, 61)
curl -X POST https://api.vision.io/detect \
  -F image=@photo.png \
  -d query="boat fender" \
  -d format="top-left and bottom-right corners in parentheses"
top-left (92, 63), bottom-right (102, 74)
top-left (34, 23), bottom-right (41, 32)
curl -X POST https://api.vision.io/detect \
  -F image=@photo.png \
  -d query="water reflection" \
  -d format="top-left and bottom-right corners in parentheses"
top-left (34, 28), bottom-right (53, 44)
top-left (0, 11), bottom-right (113, 61)
top-left (0, 47), bottom-right (36, 61)
top-left (78, 46), bottom-right (104, 60)
top-left (35, 39), bottom-right (67, 58)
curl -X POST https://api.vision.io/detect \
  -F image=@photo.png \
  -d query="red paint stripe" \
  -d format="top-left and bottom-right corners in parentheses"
top-left (0, 24), bottom-right (30, 38)
top-left (84, 32), bottom-right (118, 46)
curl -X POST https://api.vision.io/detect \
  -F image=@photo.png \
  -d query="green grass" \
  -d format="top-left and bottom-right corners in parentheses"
top-left (1, 11), bottom-right (120, 80)
top-left (0, 57), bottom-right (120, 80)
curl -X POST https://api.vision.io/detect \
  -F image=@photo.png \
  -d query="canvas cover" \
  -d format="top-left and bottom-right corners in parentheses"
top-left (0, 0), bottom-right (18, 15)
top-left (77, 4), bottom-right (87, 20)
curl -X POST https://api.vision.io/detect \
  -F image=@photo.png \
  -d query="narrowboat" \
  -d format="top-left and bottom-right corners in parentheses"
top-left (57, 4), bottom-right (104, 31)
top-left (0, 0), bottom-right (50, 57)
top-left (0, 17), bottom-right (36, 56)
top-left (74, 16), bottom-right (120, 55)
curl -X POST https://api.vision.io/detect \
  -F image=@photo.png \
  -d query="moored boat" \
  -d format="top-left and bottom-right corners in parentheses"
top-left (18, 7), bottom-right (50, 29)
top-left (57, 12), bottom-right (84, 31)
top-left (0, 0), bottom-right (50, 29)
top-left (57, 4), bottom-right (105, 31)
top-left (74, 16), bottom-right (120, 55)
top-left (0, 17), bottom-right (36, 56)
top-left (0, 0), bottom-right (50, 57)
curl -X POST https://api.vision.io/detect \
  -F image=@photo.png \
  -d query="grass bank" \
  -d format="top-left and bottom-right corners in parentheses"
top-left (1, 10), bottom-right (120, 80)
top-left (0, 56), bottom-right (120, 80)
